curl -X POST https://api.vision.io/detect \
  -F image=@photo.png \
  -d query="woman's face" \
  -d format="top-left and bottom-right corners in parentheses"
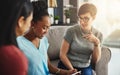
top-left (32, 16), bottom-right (51, 39)
top-left (78, 12), bottom-right (95, 29)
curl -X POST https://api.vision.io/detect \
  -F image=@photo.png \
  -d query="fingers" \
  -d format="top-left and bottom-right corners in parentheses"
top-left (82, 34), bottom-right (94, 42)
top-left (82, 34), bottom-right (90, 40)
top-left (67, 68), bottom-right (77, 75)
top-left (71, 71), bottom-right (81, 75)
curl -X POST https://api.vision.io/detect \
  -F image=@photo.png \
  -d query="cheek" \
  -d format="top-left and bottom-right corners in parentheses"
top-left (26, 21), bottom-right (31, 28)
top-left (35, 28), bottom-right (43, 34)
top-left (24, 23), bottom-right (30, 32)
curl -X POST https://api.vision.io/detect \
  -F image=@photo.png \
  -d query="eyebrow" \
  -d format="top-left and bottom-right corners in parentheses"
top-left (43, 25), bottom-right (50, 28)
top-left (79, 16), bottom-right (90, 18)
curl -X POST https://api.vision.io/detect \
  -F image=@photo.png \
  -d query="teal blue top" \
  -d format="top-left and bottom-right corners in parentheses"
top-left (17, 36), bottom-right (49, 75)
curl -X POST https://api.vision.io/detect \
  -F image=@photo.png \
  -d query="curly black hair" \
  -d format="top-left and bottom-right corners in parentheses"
top-left (32, 0), bottom-right (49, 22)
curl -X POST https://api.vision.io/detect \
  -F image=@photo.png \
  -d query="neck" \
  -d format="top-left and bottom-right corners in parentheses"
top-left (24, 30), bottom-right (40, 48)
top-left (80, 25), bottom-right (92, 34)
top-left (16, 27), bottom-right (22, 37)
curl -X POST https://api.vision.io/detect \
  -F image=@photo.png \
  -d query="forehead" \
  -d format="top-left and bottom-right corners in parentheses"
top-left (79, 12), bottom-right (92, 17)
top-left (36, 16), bottom-right (51, 27)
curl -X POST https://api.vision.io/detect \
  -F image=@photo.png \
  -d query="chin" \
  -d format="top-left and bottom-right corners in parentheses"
top-left (39, 36), bottom-right (43, 39)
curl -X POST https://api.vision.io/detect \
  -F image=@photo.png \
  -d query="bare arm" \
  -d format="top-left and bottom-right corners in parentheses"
top-left (59, 39), bottom-right (74, 70)
top-left (83, 33), bottom-right (101, 64)
top-left (48, 58), bottom-right (58, 74)
top-left (48, 58), bottom-right (76, 75)
top-left (92, 39), bottom-right (101, 64)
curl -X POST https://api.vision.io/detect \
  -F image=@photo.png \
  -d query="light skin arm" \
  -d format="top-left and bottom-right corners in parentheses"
top-left (92, 38), bottom-right (101, 64)
top-left (59, 39), bottom-right (74, 70)
top-left (83, 33), bottom-right (101, 64)
top-left (48, 58), bottom-right (76, 75)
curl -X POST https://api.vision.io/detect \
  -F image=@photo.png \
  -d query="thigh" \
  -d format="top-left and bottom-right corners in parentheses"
top-left (81, 65), bottom-right (92, 75)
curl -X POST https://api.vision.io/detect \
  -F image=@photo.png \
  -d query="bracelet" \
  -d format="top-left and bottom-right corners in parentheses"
top-left (94, 44), bottom-right (100, 47)
top-left (55, 69), bottom-right (60, 74)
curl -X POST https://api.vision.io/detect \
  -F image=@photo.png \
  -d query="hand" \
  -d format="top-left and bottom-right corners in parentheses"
top-left (66, 69), bottom-right (77, 75)
top-left (60, 69), bottom-right (77, 75)
top-left (71, 71), bottom-right (81, 75)
top-left (82, 33), bottom-right (100, 45)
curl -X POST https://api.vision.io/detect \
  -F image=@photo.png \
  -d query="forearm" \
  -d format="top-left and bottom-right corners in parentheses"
top-left (48, 59), bottom-right (75, 75)
top-left (60, 40), bottom-right (74, 70)
top-left (60, 55), bottom-right (74, 70)
top-left (48, 59), bottom-right (58, 74)
top-left (92, 44), bottom-right (101, 64)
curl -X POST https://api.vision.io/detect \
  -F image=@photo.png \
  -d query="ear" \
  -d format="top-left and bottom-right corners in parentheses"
top-left (18, 16), bottom-right (25, 28)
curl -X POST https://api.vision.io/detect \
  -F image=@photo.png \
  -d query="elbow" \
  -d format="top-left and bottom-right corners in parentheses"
top-left (59, 53), bottom-right (64, 60)
top-left (97, 52), bottom-right (101, 62)
top-left (92, 52), bottom-right (101, 64)
top-left (95, 52), bottom-right (101, 63)
top-left (59, 53), bottom-right (66, 62)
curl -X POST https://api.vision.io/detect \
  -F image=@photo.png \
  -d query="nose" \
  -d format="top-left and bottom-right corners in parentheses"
top-left (44, 28), bottom-right (48, 34)
top-left (80, 20), bottom-right (85, 25)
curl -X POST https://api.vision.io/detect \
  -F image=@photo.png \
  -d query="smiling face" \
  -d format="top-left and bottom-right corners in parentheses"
top-left (32, 16), bottom-right (51, 39)
top-left (78, 12), bottom-right (95, 30)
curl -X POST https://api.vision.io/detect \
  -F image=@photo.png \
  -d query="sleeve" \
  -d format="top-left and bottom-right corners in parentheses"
top-left (97, 32), bottom-right (103, 43)
top-left (96, 31), bottom-right (103, 46)
top-left (64, 27), bottom-right (74, 44)
top-left (93, 27), bottom-right (103, 44)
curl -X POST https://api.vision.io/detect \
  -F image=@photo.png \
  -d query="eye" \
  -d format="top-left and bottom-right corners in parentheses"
top-left (84, 17), bottom-right (90, 21)
top-left (79, 16), bottom-right (83, 19)
top-left (42, 26), bottom-right (47, 30)
top-left (42, 26), bottom-right (49, 30)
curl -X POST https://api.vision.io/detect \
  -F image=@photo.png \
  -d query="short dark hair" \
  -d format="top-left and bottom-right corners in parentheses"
top-left (0, 0), bottom-right (33, 46)
top-left (32, 0), bottom-right (49, 23)
top-left (78, 3), bottom-right (97, 17)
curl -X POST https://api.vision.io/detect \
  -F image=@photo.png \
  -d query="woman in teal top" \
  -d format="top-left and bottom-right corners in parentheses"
top-left (17, 36), bottom-right (49, 75)
top-left (17, 1), bottom-right (76, 75)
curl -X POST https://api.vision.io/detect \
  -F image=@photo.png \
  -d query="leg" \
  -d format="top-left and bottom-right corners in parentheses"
top-left (82, 65), bottom-right (92, 75)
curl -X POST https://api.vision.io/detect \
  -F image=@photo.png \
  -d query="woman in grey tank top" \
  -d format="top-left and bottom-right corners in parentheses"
top-left (58, 3), bottom-right (103, 75)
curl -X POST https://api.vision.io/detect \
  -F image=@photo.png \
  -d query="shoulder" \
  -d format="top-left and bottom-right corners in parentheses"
top-left (41, 36), bottom-right (49, 44)
top-left (92, 27), bottom-right (103, 41)
top-left (17, 36), bottom-right (24, 39)
top-left (41, 36), bottom-right (48, 43)
top-left (92, 27), bottom-right (102, 35)
top-left (66, 24), bottom-right (80, 33)
top-left (17, 36), bottom-right (26, 43)
top-left (0, 45), bottom-right (20, 53)
top-left (0, 45), bottom-right (27, 62)
top-left (0, 45), bottom-right (28, 73)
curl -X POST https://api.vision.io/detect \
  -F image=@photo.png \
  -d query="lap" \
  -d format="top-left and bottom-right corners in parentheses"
top-left (58, 60), bottom-right (93, 75)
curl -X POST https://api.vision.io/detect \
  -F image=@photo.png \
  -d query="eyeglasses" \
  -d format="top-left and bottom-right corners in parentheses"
top-left (78, 16), bottom-right (90, 22)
